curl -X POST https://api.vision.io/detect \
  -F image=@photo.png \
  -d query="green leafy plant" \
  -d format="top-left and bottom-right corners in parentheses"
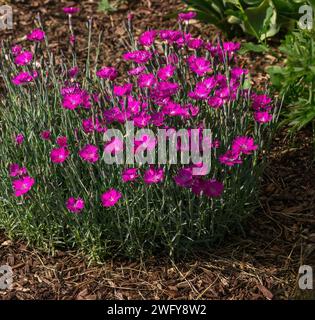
top-left (98, 0), bottom-right (113, 11)
top-left (268, 30), bottom-right (315, 134)
top-left (182, 0), bottom-right (309, 42)
top-left (98, 0), bottom-right (129, 12)
top-left (0, 12), bottom-right (277, 261)
top-left (238, 41), bottom-right (269, 54)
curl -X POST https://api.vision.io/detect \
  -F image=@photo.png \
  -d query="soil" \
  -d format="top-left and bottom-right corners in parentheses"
top-left (0, 0), bottom-right (314, 300)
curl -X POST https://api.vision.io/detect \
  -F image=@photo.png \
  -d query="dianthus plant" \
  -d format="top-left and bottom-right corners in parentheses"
top-left (0, 9), bottom-right (278, 260)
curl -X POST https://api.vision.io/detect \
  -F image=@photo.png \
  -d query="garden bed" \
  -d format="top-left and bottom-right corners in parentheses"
top-left (1, 126), bottom-right (314, 299)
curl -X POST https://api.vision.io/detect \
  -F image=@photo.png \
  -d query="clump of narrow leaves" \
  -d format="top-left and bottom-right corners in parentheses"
top-left (0, 8), bottom-right (277, 260)
top-left (268, 30), bottom-right (315, 137)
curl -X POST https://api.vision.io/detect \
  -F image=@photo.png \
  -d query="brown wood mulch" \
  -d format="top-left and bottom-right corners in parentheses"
top-left (0, 0), bottom-right (315, 300)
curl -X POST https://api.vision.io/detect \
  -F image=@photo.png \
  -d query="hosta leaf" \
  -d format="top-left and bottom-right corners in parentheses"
top-left (241, 0), bottom-right (263, 5)
top-left (243, 0), bottom-right (279, 40)
top-left (261, 6), bottom-right (280, 39)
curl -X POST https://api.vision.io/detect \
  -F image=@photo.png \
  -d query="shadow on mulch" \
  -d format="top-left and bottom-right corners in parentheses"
top-left (0, 0), bottom-right (314, 300)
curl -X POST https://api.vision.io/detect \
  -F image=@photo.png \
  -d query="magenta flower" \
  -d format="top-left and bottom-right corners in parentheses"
top-left (104, 137), bottom-right (124, 155)
top-left (189, 83), bottom-right (211, 100)
top-left (254, 111), bottom-right (273, 123)
top-left (14, 52), bottom-right (32, 66)
top-left (92, 93), bottom-right (100, 103)
top-left (123, 50), bottom-right (152, 64)
top-left (231, 67), bottom-right (248, 79)
top-left (139, 30), bottom-right (157, 47)
top-left (27, 29), bottom-right (45, 42)
top-left (56, 136), bottom-right (68, 147)
top-left (178, 11), bottom-right (197, 21)
top-left (212, 139), bottom-right (220, 148)
top-left (187, 38), bottom-right (204, 50)
top-left (133, 112), bottom-right (151, 128)
top-left (189, 104), bottom-right (199, 117)
top-left (150, 112), bottom-right (165, 126)
top-left (9, 164), bottom-right (20, 177)
top-left (191, 178), bottom-right (205, 196)
top-left (61, 88), bottom-right (90, 110)
top-left (122, 168), bottom-right (139, 182)
top-left (251, 94), bottom-right (272, 110)
top-left (12, 71), bottom-right (38, 85)
top-left (103, 107), bottom-right (124, 123)
top-left (215, 74), bottom-right (227, 86)
top-left (188, 55), bottom-right (211, 76)
top-left (223, 42), bottom-right (241, 53)
top-left (62, 93), bottom-right (83, 110)
top-left (138, 73), bottom-right (156, 88)
top-left (162, 101), bottom-right (188, 117)
top-left (61, 85), bottom-right (80, 95)
top-left (50, 147), bottom-right (70, 163)
top-left (15, 133), bottom-right (24, 145)
top-left (170, 32), bottom-right (190, 47)
top-left (113, 83), bottom-right (133, 96)
top-left (82, 118), bottom-right (94, 134)
top-left (12, 176), bottom-right (35, 197)
top-left (69, 35), bottom-right (76, 45)
top-left (189, 83), bottom-right (215, 101)
top-left (232, 136), bottom-right (258, 155)
top-left (203, 77), bottom-right (217, 89)
top-left (219, 150), bottom-right (242, 166)
top-left (11, 44), bottom-right (22, 56)
top-left (96, 67), bottom-right (118, 80)
top-left (68, 66), bottom-right (79, 78)
top-left (66, 197), bottom-right (84, 213)
top-left (85, 117), bottom-right (106, 133)
top-left (205, 43), bottom-right (219, 56)
top-left (153, 81), bottom-right (180, 98)
top-left (63, 7), bottom-right (80, 15)
top-left (127, 96), bottom-right (141, 114)
top-left (160, 30), bottom-right (182, 43)
top-left (128, 66), bottom-right (145, 76)
top-left (101, 189), bottom-right (122, 207)
top-left (166, 53), bottom-right (179, 64)
top-left (41, 130), bottom-right (51, 140)
top-left (157, 65), bottom-right (176, 81)
top-left (203, 180), bottom-right (224, 197)
top-left (208, 96), bottom-right (224, 109)
top-left (134, 134), bottom-right (156, 153)
top-left (144, 167), bottom-right (164, 184)
top-left (9, 163), bottom-right (27, 177)
top-left (174, 168), bottom-right (193, 188)
top-left (79, 144), bottom-right (99, 163)
top-left (217, 86), bottom-right (236, 101)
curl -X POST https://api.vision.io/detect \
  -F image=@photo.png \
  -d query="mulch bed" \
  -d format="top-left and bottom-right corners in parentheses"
top-left (0, 0), bottom-right (314, 300)
top-left (1, 128), bottom-right (314, 300)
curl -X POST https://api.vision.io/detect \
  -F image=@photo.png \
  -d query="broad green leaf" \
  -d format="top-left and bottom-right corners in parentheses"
top-left (243, 0), bottom-right (277, 40)
top-left (238, 41), bottom-right (269, 53)
top-left (261, 5), bottom-right (280, 40)
top-left (98, 0), bottom-right (113, 12)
